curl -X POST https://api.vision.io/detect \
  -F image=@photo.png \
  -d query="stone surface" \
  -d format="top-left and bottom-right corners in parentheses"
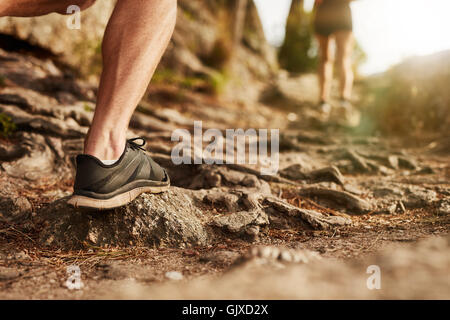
top-left (211, 210), bottom-right (269, 234)
top-left (242, 245), bottom-right (322, 266)
top-left (438, 200), bottom-right (450, 215)
top-left (35, 184), bottom-right (352, 249)
top-left (37, 187), bottom-right (209, 249)
top-left (0, 196), bottom-right (32, 222)
top-left (298, 187), bottom-right (372, 214)
top-left (1, 132), bottom-right (57, 181)
top-left (0, 1), bottom-right (115, 69)
top-left (165, 271), bottom-right (184, 281)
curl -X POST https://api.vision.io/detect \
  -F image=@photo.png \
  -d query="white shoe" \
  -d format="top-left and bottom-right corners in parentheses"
top-left (336, 99), bottom-right (360, 127)
top-left (318, 101), bottom-right (332, 115)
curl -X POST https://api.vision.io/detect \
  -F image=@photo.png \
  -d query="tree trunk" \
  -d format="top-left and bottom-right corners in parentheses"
top-left (231, 0), bottom-right (248, 53)
top-left (289, 0), bottom-right (304, 16)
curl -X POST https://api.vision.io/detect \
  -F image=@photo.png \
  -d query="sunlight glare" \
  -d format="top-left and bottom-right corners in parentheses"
top-left (254, 0), bottom-right (450, 74)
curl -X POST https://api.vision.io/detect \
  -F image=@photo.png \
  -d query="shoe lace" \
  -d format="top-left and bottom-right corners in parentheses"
top-left (127, 137), bottom-right (146, 151)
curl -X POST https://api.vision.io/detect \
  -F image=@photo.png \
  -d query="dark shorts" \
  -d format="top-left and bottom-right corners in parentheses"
top-left (314, 1), bottom-right (353, 36)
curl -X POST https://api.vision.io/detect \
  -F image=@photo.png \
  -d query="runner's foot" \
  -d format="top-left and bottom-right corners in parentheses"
top-left (318, 100), bottom-right (332, 115)
top-left (318, 100), bottom-right (332, 121)
top-left (339, 98), bottom-right (353, 111)
top-left (335, 99), bottom-right (361, 128)
top-left (68, 137), bottom-right (170, 210)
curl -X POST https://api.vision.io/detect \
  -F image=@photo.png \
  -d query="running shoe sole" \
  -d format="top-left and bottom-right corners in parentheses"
top-left (68, 183), bottom-right (170, 210)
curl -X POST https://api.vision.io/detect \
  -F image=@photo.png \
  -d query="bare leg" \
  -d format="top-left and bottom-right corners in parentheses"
top-left (1, 0), bottom-right (177, 161)
top-left (84, 0), bottom-right (177, 160)
top-left (316, 34), bottom-right (334, 103)
top-left (335, 30), bottom-right (354, 101)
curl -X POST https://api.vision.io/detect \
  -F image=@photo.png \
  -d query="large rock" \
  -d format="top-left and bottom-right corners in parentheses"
top-left (0, 1), bottom-right (115, 73)
top-left (36, 185), bottom-right (351, 250)
top-left (0, 0), bottom-right (277, 83)
top-left (37, 187), bottom-right (209, 249)
top-left (1, 132), bottom-right (58, 181)
top-left (0, 196), bottom-right (32, 222)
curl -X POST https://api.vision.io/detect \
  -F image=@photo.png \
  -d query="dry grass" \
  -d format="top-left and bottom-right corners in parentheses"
top-left (280, 187), bottom-right (351, 219)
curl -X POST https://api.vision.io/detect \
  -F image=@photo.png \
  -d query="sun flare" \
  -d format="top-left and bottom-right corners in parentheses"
top-left (254, 0), bottom-right (450, 74)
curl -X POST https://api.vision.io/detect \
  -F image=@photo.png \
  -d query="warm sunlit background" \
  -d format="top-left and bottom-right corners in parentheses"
top-left (254, 0), bottom-right (450, 74)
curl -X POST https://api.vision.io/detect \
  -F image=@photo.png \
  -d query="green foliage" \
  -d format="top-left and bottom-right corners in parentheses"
top-left (352, 41), bottom-right (367, 78)
top-left (151, 68), bottom-right (177, 85)
top-left (152, 68), bottom-right (201, 89)
top-left (72, 39), bottom-right (103, 77)
top-left (83, 103), bottom-right (94, 112)
top-left (279, 5), bottom-right (366, 75)
top-left (152, 68), bottom-right (229, 96)
top-left (279, 8), bottom-right (318, 73)
top-left (208, 70), bottom-right (230, 95)
top-left (182, 9), bottom-right (195, 21)
top-left (0, 113), bottom-right (16, 137)
top-left (359, 54), bottom-right (450, 137)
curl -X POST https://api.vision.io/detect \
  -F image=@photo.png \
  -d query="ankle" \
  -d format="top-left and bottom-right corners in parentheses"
top-left (84, 130), bottom-right (126, 160)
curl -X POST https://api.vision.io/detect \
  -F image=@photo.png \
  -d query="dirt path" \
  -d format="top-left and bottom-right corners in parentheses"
top-left (0, 47), bottom-right (449, 299)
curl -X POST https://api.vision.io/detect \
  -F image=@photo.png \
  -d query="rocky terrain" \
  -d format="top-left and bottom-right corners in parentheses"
top-left (0, 1), bottom-right (449, 299)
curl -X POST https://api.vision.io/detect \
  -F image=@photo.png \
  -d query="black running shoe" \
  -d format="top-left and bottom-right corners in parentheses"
top-left (68, 137), bottom-right (170, 210)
